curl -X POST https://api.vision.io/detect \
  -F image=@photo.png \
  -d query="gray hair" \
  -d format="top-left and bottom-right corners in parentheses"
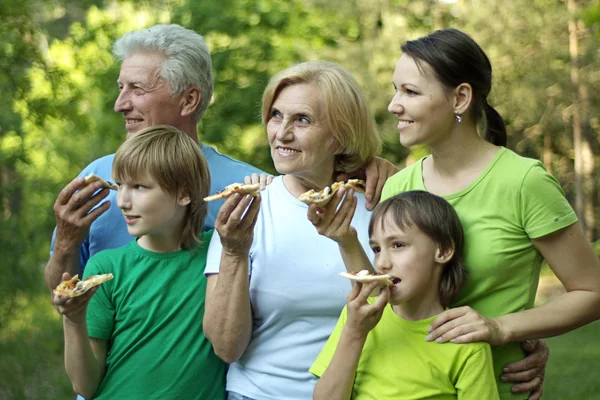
top-left (113, 24), bottom-right (213, 121)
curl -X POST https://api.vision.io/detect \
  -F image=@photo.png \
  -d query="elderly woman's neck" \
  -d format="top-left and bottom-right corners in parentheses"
top-left (283, 174), bottom-right (335, 199)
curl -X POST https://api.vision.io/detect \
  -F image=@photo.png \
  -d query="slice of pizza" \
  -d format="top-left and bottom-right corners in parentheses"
top-left (203, 182), bottom-right (261, 202)
top-left (344, 179), bottom-right (366, 194)
top-left (298, 179), bottom-right (367, 206)
top-left (83, 173), bottom-right (118, 191)
top-left (339, 269), bottom-right (393, 286)
top-left (298, 186), bottom-right (336, 207)
top-left (53, 273), bottom-right (114, 298)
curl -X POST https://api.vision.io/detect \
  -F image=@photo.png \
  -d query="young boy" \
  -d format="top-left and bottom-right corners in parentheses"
top-left (310, 190), bottom-right (499, 400)
top-left (53, 125), bottom-right (226, 399)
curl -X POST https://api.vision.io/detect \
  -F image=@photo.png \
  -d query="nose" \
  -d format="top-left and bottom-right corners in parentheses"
top-left (114, 89), bottom-right (132, 113)
top-left (275, 119), bottom-right (294, 142)
top-left (375, 250), bottom-right (392, 274)
top-left (116, 186), bottom-right (131, 210)
top-left (387, 92), bottom-right (404, 115)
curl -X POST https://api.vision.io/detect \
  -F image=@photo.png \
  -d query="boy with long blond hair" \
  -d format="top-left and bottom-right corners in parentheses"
top-left (54, 125), bottom-right (225, 399)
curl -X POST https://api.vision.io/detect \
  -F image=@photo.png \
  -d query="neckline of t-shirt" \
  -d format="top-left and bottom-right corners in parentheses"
top-left (418, 147), bottom-right (507, 200)
top-left (385, 304), bottom-right (439, 329)
top-left (130, 239), bottom-right (189, 259)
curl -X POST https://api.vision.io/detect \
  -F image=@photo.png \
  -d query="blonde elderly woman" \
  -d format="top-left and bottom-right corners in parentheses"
top-left (203, 61), bottom-right (382, 400)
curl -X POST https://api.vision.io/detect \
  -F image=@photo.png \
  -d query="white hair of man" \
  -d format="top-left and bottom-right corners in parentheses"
top-left (113, 24), bottom-right (214, 121)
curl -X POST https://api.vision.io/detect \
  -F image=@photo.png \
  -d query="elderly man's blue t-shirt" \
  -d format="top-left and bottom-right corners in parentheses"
top-left (50, 143), bottom-right (263, 272)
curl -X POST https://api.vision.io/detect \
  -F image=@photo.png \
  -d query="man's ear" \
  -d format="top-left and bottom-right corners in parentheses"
top-left (452, 83), bottom-right (473, 116)
top-left (435, 244), bottom-right (455, 264)
top-left (180, 87), bottom-right (202, 118)
top-left (178, 192), bottom-right (191, 207)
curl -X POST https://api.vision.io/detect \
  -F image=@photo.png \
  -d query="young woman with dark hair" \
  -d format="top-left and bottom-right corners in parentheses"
top-left (381, 28), bottom-right (600, 399)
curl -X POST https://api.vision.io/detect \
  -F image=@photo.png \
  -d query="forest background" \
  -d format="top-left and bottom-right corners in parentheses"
top-left (1, 0), bottom-right (599, 398)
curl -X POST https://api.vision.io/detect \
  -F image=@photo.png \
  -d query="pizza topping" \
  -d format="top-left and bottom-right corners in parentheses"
top-left (53, 273), bottom-right (114, 298)
top-left (299, 179), bottom-right (366, 206)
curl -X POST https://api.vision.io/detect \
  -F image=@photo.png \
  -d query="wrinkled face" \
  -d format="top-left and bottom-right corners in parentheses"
top-left (266, 83), bottom-right (336, 183)
top-left (387, 54), bottom-right (455, 147)
top-left (115, 173), bottom-right (188, 242)
top-left (114, 53), bottom-right (185, 138)
top-left (369, 213), bottom-right (442, 307)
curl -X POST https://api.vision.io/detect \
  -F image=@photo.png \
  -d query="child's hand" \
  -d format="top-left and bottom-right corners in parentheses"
top-left (345, 281), bottom-right (390, 339)
top-left (216, 193), bottom-right (261, 256)
top-left (53, 273), bottom-right (97, 325)
top-left (307, 187), bottom-right (358, 247)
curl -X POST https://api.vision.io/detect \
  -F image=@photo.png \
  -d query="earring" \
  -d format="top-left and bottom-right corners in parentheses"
top-left (455, 113), bottom-right (462, 123)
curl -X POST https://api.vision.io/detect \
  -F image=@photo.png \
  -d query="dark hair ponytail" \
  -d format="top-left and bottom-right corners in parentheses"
top-left (482, 101), bottom-right (506, 146)
top-left (401, 28), bottom-right (507, 147)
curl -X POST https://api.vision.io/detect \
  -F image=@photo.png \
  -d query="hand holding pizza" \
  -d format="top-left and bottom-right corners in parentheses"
top-left (307, 186), bottom-right (358, 247)
top-left (215, 192), bottom-right (261, 256)
top-left (344, 281), bottom-right (390, 339)
top-left (52, 272), bottom-right (99, 324)
top-left (53, 176), bottom-right (112, 253)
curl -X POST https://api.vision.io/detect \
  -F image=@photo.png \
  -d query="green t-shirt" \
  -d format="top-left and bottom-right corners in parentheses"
top-left (310, 304), bottom-right (499, 400)
top-left (381, 147), bottom-right (577, 399)
top-left (84, 230), bottom-right (226, 400)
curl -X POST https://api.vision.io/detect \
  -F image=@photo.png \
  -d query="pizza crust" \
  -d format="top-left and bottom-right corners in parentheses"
top-left (53, 273), bottom-right (114, 298)
top-left (339, 270), bottom-right (393, 286)
top-left (299, 179), bottom-right (366, 206)
top-left (203, 182), bottom-right (261, 202)
top-left (83, 173), bottom-right (118, 191)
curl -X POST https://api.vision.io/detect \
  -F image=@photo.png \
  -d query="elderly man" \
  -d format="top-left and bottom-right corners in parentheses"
top-left (44, 25), bottom-right (267, 291)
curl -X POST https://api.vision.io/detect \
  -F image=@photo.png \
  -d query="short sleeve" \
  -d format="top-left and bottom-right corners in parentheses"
top-left (204, 229), bottom-right (251, 276)
top-left (309, 306), bottom-right (348, 378)
top-left (455, 344), bottom-right (499, 400)
top-left (84, 259), bottom-right (115, 340)
top-left (520, 162), bottom-right (578, 239)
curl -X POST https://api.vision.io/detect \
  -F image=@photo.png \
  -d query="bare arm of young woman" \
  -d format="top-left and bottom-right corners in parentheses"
top-left (314, 282), bottom-right (389, 400)
top-left (203, 193), bottom-right (261, 363)
top-left (426, 222), bottom-right (600, 344)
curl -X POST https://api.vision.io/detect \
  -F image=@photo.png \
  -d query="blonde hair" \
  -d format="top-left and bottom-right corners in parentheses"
top-left (112, 125), bottom-right (210, 249)
top-left (261, 61), bottom-right (382, 173)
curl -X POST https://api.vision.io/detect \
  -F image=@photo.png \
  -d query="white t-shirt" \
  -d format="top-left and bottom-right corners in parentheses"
top-left (205, 176), bottom-right (372, 400)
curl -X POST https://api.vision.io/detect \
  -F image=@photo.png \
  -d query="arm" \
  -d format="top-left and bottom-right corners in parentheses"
top-left (63, 321), bottom-right (108, 398)
top-left (427, 222), bottom-right (600, 344)
top-left (54, 273), bottom-right (107, 398)
top-left (307, 187), bottom-right (375, 274)
top-left (203, 193), bottom-right (260, 363)
top-left (45, 177), bottom-right (111, 291)
top-left (314, 282), bottom-right (389, 400)
top-left (313, 326), bottom-right (366, 400)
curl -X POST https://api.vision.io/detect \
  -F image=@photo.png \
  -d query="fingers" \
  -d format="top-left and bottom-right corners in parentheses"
top-left (227, 195), bottom-right (259, 227)
top-left (502, 340), bottom-right (548, 374)
top-left (509, 376), bottom-right (543, 395)
top-left (355, 281), bottom-right (379, 304)
top-left (216, 193), bottom-right (246, 225)
top-left (55, 177), bottom-right (87, 206)
top-left (526, 384), bottom-right (543, 400)
top-left (501, 367), bottom-right (540, 384)
top-left (428, 307), bottom-right (467, 335)
top-left (347, 281), bottom-right (362, 302)
top-left (363, 158), bottom-right (379, 206)
top-left (260, 174), bottom-right (272, 190)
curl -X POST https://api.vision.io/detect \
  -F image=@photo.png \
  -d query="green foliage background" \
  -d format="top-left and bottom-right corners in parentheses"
top-left (1, 0), bottom-right (599, 398)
